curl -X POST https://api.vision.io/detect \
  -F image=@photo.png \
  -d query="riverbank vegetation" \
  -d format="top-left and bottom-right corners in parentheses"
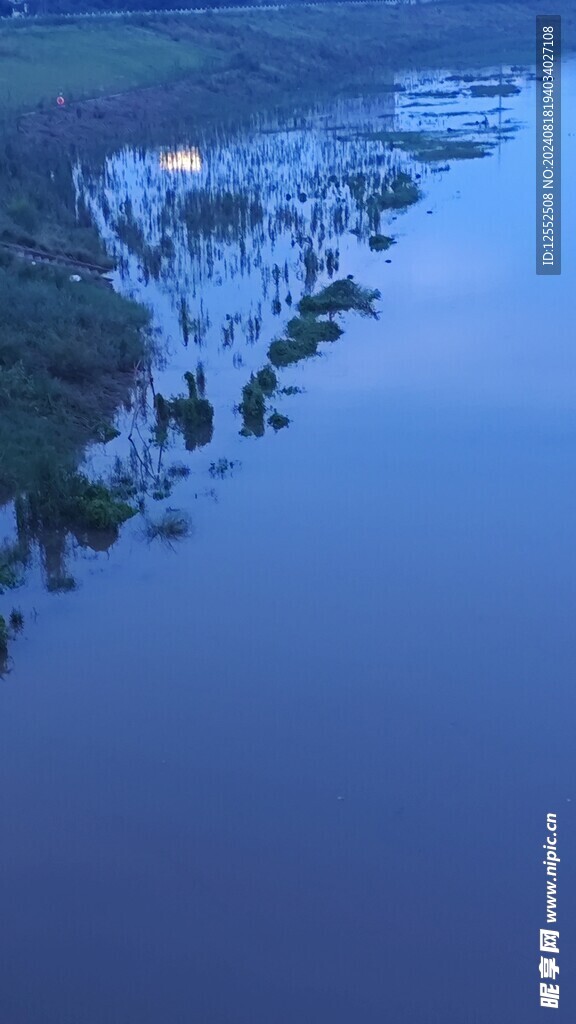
top-left (154, 372), bottom-right (214, 449)
top-left (269, 280), bottom-right (379, 366)
top-left (0, 252), bottom-right (147, 491)
top-left (239, 278), bottom-right (379, 437)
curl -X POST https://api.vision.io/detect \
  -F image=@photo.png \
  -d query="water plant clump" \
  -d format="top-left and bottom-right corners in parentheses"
top-left (374, 171), bottom-right (421, 211)
top-left (365, 130), bottom-right (493, 163)
top-left (0, 542), bottom-right (27, 593)
top-left (46, 575), bottom-right (77, 594)
top-left (268, 280), bottom-right (379, 367)
top-left (22, 471), bottom-right (137, 535)
top-left (255, 365), bottom-right (278, 396)
top-left (299, 279), bottom-right (380, 318)
top-left (268, 315), bottom-right (342, 367)
top-left (0, 616), bottom-right (8, 658)
top-left (167, 463), bottom-right (190, 479)
top-left (209, 458), bottom-right (239, 479)
top-left (369, 234), bottom-right (396, 252)
top-left (268, 412), bottom-right (290, 432)
top-left (71, 480), bottom-right (136, 532)
top-left (154, 374), bottom-right (215, 451)
top-left (9, 609), bottom-right (24, 633)
top-left (170, 395), bottom-right (214, 449)
top-left (144, 510), bottom-right (192, 544)
top-left (469, 84), bottom-right (520, 98)
top-left (239, 374), bottom-right (266, 436)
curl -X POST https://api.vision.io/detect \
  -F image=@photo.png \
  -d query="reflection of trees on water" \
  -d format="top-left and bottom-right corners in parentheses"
top-left (76, 91), bottom-right (412, 358)
top-left (77, 74), bottom-right (514, 378)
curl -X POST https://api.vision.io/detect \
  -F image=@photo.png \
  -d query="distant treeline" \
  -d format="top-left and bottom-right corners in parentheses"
top-left (9, 0), bottom-right (352, 13)
top-left (3, 0), bottom-right (531, 18)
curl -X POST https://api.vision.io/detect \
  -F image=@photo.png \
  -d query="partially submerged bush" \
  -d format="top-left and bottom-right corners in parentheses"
top-left (0, 616), bottom-right (8, 657)
top-left (0, 541), bottom-right (26, 593)
top-left (171, 394), bottom-right (213, 431)
top-left (268, 315), bottom-right (342, 367)
top-left (255, 365), bottom-right (278, 396)
top-left (268, 412), bottom-right (290, 431)
top-left (269, 332), bottom-right (316, 368)
top-left (154, 375), bottom-right (215, 451)
top-left (240, 375), bottom-right (266, 423)
top-left (268, 280), bottom-right (379, 368)
top-left (470, 84), bottom-right (520, 98)
top-left (63, 476), bottom-right (136, 532)
top-left (299, 279), bottom-right (380, 318)
top-left (144, 510), bottom-right (191, 543)
top-left (371, 171), bottom-right (421, 212)
top-left (46, 575), bottom-right (77, 594)
top-left (9, 609), bottom-right (24, 633)
top-left (369, 234), bottom-right (396, 252)
top-left (21, 469), bottom-right (136, 538)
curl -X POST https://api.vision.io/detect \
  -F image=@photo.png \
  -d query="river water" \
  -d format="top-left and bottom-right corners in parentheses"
top-left (1, 62), bottom-right (575, 1023)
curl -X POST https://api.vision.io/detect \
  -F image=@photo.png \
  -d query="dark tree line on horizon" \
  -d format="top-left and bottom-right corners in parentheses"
top-left (3, 0), bottom-right (363, 14)
top-left (0, 0), bottom-right (536, 20)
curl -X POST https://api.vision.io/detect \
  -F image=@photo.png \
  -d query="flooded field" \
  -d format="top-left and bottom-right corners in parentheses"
top-left (1, 62), bottom-right (575, 1022)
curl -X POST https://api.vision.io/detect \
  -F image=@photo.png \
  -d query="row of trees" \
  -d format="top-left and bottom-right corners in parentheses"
top-left (5, 0), bottom-right (330, 14)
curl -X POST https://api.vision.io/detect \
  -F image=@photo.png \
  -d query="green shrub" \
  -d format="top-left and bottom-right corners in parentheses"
top-left (299, 279), bottom-right (380, 317)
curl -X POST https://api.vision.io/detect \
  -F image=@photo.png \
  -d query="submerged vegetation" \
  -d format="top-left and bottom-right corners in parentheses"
top-left (299, 279), bottom-right (380, 319)
top-left (344, 170), bottom-right (421, 231)
top-left (268, 412), bottom-right (290, 432)
top-left (269, 316), bottom-right (343, 368)
top-left (239, 277), bottom-right (379, 438)
top-left (154, 372), bottom-right (214, 450)
top-left (469, 84), bottom-right (521, 98)
top-left (364, 130), bottom-right (494, 163)
top-left (255, 366), bottom-right (278, 397)
top-left (0, 615), bottom-right (8, 668)
top-left (209, 458), bottom-right (239, 479)
top-left (369, 234), bottom-right (396, 253)
top-left (269, 280), bottom-right (379, 367)
top-left (144, 509), bottom-right (192, 544)
top-left (239, 374), bottom-right (267, 437)
top-left (0, 542), bottom-right (26, 593)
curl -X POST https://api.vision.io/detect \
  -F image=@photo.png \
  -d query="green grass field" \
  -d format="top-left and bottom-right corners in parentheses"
top-left (0, 22), bottom-right (218, 111)
top-left (1, 0), bottom-right (575, 116)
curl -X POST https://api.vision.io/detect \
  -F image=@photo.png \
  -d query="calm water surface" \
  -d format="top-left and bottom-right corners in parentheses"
top-left (1, 63), bottom-right (575, 1023)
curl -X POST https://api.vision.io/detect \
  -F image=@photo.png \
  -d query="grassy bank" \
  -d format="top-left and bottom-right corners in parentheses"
top-left (1, 1), bottom-right (574, 120)
top-left (0, 251), bottom-right (148, 493)
top-left (0, 22), bottom-right (219, 112)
